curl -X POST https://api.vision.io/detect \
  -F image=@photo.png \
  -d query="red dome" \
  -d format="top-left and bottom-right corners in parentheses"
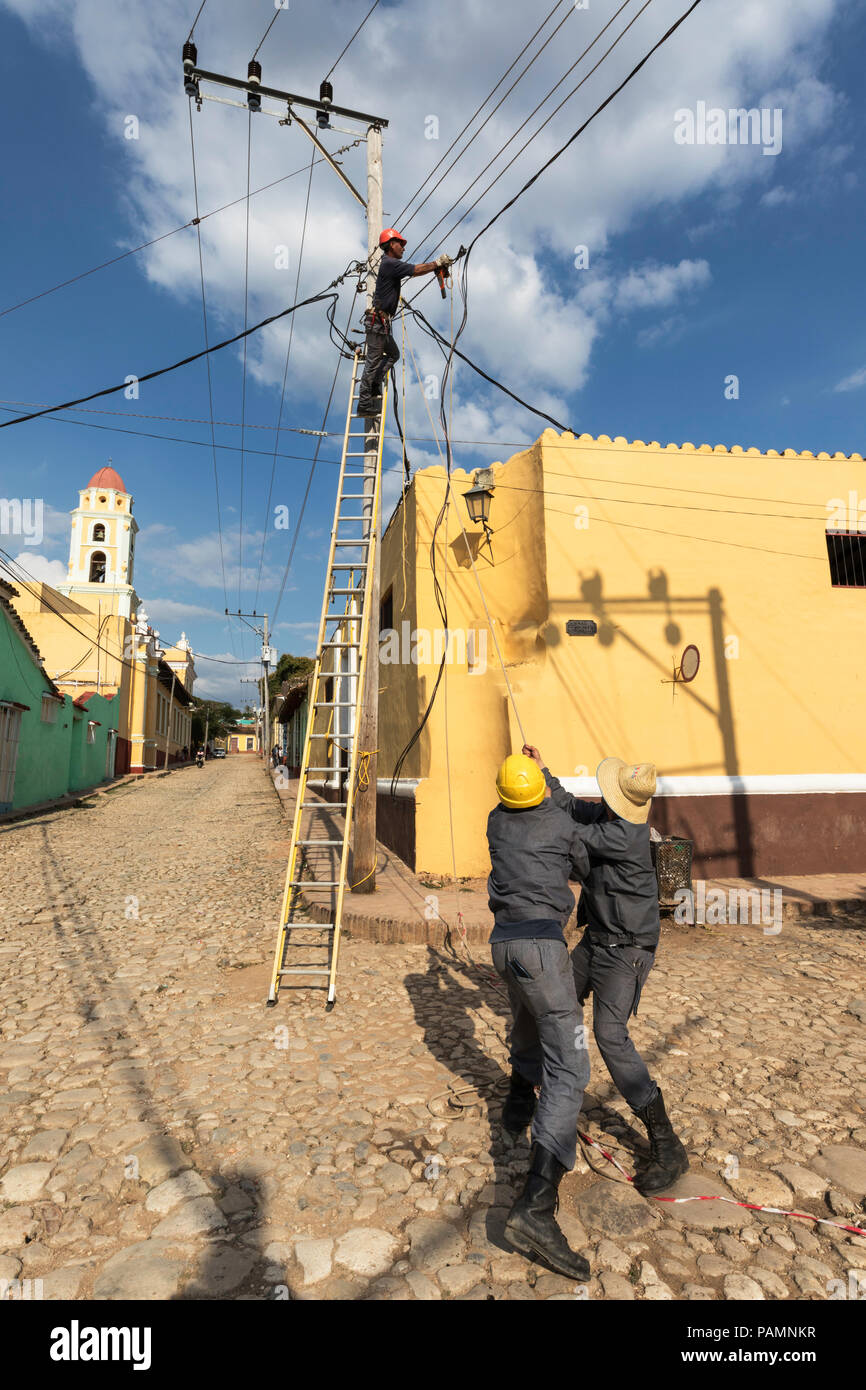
top-left (87, 465), bottom-right (126, 492)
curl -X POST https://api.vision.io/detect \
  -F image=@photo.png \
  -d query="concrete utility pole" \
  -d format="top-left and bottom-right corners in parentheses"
top-left (163, 667), bottom-right (177, 771)
top-left (352, 122), bottom-right (383, 894)
top-left (262, 611), bottom-right (271, 763)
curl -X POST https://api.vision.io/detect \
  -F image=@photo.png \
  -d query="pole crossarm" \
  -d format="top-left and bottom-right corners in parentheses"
top-left (190, 67), bottom-right (389, 130)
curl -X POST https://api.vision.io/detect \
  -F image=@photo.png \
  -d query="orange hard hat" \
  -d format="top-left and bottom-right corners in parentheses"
top-left (379, 228), bottom-right (407, 247)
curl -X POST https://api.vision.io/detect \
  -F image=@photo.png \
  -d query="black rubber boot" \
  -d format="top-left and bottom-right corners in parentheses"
top-left (504, 1143), bottom-right (590, 1281)
top-left (633, 1087), bottom-right (689, 1194)
top-left (502, 1071), bottom-right (538, 1134)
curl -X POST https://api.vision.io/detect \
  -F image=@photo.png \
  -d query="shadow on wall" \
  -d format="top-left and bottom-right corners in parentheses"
top-left (544, 569), bottom-right (755, 876)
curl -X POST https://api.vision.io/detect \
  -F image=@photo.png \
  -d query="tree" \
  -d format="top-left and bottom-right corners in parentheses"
top-left (191, 700), bottom-right (242, 747)
top-left (268, 651), bottom-right (314, 701)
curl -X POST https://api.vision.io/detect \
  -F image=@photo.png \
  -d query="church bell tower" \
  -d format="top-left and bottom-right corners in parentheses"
top-left (56, 464), bottom-right (140, 619)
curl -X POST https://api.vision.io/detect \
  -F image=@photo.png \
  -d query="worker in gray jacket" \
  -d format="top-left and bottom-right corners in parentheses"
top-left (523, 746), bottom-right (689, 1195)
top-left (486, 753), bottom-right (591, 1280)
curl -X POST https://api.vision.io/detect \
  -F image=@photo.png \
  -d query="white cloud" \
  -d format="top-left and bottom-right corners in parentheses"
top-left (0, 0), bottom-right (844, 421)
top-left (760, 185), bottom-right (795, 206)
top-left (833, 366), bottom-right (866, 393)
top-left (0, 552), bottom-right (68, 586)
top-left (614, 259), bottom-right (711, 312)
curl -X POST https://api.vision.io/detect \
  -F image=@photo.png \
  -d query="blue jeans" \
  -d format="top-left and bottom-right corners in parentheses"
top-left (491, 937), bottom-right (589, 1170)
top-left (571, 935), bottom-right (657, 1112)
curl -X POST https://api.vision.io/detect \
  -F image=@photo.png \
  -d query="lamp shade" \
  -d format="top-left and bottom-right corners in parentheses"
top-left (464, 483), bottom-right (493, 526)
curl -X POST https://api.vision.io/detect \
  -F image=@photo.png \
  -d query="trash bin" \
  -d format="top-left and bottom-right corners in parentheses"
top-left (651, 835), bottom-right (694, 909)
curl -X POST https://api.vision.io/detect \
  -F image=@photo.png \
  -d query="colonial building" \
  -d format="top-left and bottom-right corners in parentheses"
top-left (373, 430), bottom-right (866, 879)
top-left (9, 465), bottom-right (195, 773)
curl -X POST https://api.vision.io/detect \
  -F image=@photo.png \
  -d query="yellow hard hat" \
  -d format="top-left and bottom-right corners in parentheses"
top-left (496, 754), bottom-right (545, 809)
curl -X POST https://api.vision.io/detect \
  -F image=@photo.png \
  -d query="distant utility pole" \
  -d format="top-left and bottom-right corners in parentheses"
top-left (352, 124), bottom-right (383, 893)
top-left (227, 608), bottom-right (272, 761)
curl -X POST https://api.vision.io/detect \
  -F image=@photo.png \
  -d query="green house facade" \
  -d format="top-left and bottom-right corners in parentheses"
top-left (0, 579), bottom-right (119, 813)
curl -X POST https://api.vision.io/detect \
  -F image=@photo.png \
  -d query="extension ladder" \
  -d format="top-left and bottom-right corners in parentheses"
top-left (267, 351), bottom-right (386, 1009)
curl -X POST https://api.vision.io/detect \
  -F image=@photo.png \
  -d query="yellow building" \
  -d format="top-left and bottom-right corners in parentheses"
top-left (376, 431), bottom-right (866, 879)
top-left (226, 718), bottom-right (260, 754)
top-left (10, 465), bottom-right (195, 772)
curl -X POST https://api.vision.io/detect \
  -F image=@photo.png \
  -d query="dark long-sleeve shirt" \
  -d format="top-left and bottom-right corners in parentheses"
top-left (486, 798), bottom-right (590, 943)
top-left (543, 768), bottom-right (660, 949)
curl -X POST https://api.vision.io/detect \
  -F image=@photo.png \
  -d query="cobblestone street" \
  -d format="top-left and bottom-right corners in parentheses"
top-left (1, 758), bottom-right (865, 1301)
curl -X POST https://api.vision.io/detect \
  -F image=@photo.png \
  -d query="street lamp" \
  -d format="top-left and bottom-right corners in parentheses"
top-left (463, 468), bottom-right (495, 551)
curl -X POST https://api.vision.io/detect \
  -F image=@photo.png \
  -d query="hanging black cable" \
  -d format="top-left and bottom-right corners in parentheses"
top-left (412, 0), bottom-right (646, 264)
top-left (399, 0), bottom-right (578, 236)
top-left (255, 151), bottom-right (317, 609)
top-left (188, 99), bottom-right (234, 656)
top-left (324, 0), bottom-right (381, 80)
top-left (270, 292), bottom-right (361, 627)
top-left (0, 284), bottom-right (345, 429)
top-left (390, 0), bottom-right (705, 793)
top-left (0, 146), bottom-right (361, 322)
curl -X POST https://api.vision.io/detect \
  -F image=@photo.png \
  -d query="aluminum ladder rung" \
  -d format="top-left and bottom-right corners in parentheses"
top-left (268, 349), bottom-right (386, 1012)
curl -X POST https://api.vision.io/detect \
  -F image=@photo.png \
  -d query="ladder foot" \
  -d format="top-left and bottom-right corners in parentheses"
top-left (325, 999), bottom-right (336, 1012)
top-left (266, 998), bottom-right (277, 1008)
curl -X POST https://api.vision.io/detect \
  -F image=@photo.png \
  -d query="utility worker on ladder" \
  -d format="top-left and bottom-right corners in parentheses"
top-left (523, 745), bottom-right (690, 1195)
top-left (487, 753), bottom-right (592, 1281)
top-left (355, 229), bottom-right (453, 416)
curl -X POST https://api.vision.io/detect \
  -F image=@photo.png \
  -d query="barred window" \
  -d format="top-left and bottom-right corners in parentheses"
top-left (41, 694), bottom-right (60, 723)
top-left (826, 531), bottom-right (866, 587)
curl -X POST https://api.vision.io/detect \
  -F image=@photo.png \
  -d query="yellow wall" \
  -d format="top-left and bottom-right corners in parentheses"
top-left (379, 431), bottom-right (866, 876)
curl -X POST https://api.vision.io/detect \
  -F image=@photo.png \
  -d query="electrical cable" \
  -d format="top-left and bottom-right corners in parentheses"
top-left (238, 111), bottom-right (254, 611)
top-left (186, 0), bottom-right (209, 41)
top-left (0, 146), bottom-right (362, 323)
top-left (324, 0), bottom-right (381, 80)
top-left (395, 0), bottom-right (574, 234)
top-left (411, 0), bottom-right (646, 263)
top-left (0, 402), bottom-right (345, 465)
top-left (0, 283), bottom-right (346, 430)
top-left (270, 292), bottom-right (361, 628)
top-left (391, 2), bottom-right (705, 785)
top-left (252, 5), bottom-right (284, 59)
top-left (255, 151), bottom-right (317, 610)
top-left (188, 99), bottom-right (235, 661)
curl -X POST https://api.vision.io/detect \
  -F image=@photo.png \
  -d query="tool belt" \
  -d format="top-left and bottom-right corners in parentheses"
top-left (364, 307), bottom-right (392, 330)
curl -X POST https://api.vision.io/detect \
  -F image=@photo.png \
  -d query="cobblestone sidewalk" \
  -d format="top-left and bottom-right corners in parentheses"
top-left (1, 758), bottom-right (865, 1301)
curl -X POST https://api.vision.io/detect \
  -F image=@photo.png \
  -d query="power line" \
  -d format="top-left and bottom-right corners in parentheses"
top-left (187, 0), bottom-right (209, 42)
top-left (393, 0), bottom-right (569, 228)
top-left (0, 281), bottom-right (346, 429)
top-left (325, 0), bottom-right (381, 80)
top-left (271, 293), bottom-right (360, 626)
top-left (399, 0), bottom-right (579, 237)
top-left (0, 147), bottom-right (360, 321)
top-left (255, 151), bottom-right (317, 609)
top-left (0, 401), bottom-right (344, 464)
top-left (238, 111), bottom-right (254, 612)
top-left (189, 99), bottom-right (234, 659)
top-left (412, 0), bottom-right (649, 264)
top-left (252, 5), bottom-right (284, 60)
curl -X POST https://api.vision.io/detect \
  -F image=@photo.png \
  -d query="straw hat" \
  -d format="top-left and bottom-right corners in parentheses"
top-left (596, 757), bottom-right (656, 824)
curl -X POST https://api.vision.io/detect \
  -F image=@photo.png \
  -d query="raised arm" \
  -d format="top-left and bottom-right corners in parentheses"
top-left (522, 744), bottom-right (606, 825)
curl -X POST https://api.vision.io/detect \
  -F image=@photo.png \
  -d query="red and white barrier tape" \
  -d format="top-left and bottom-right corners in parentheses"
top-left (577, 1129), bottom-right (866, 1238)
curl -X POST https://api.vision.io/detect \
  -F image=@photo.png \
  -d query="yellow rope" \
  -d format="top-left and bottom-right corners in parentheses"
top-left (356, 747), bottom-right (379, 789)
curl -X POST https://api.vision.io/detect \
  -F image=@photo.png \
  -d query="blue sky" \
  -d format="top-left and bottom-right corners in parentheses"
top-left (1, 0), bottom-right (864, 702)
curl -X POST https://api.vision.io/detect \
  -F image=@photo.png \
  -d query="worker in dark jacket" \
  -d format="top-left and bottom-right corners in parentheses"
top-left (355, 228), bottom-right (453, 416)
top-left (523, 746), bottom-right (689, 1195)
top-left (486, 753), bottom-right (591, 1281)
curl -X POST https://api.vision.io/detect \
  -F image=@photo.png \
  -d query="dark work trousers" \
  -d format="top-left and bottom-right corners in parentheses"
top-left (491, 937), bottom-right (589, 1170)
top-left (358, 319), bottom-right (399, 404)
top-left (571, 935), bottom-right (657, 1112)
